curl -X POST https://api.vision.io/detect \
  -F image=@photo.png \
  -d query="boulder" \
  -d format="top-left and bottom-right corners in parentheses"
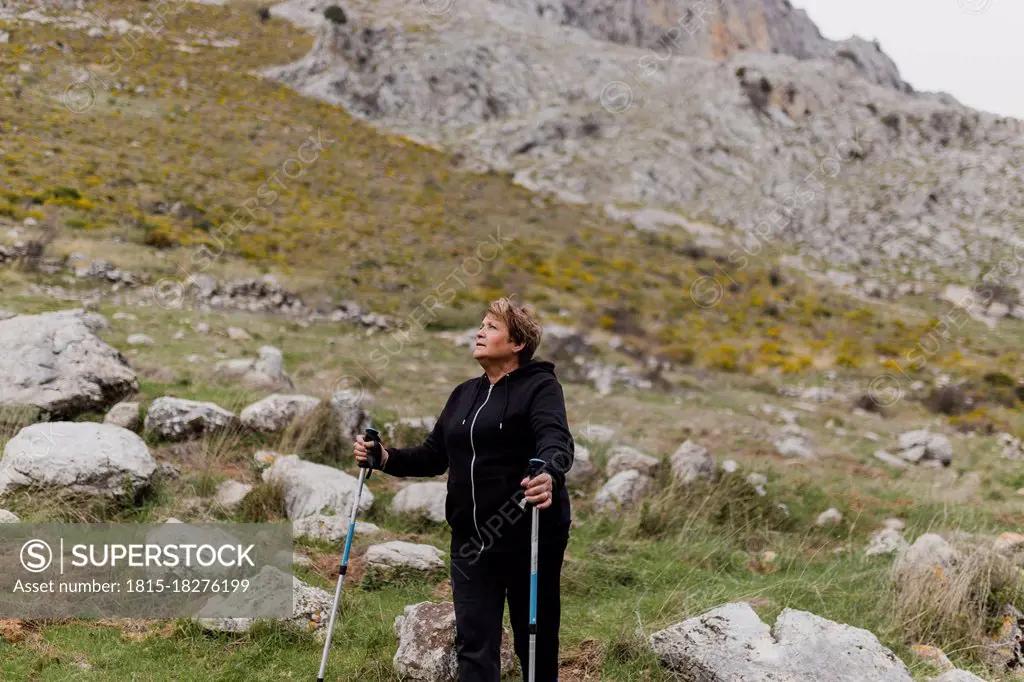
top-left (998, 432), bottom-right (1024, 460)
top-left (390, 481), bottom-right (447, 523)
top-left (226, 326), bottom-right (252, 341)
top-left (391, 477), bottom-right (448, 520)
top-left (774, 436), bottom-right (816, 459)
top-left (648, 602), bottom-right (913, 681)
top-left (669, 440), bottom-right (716, 485)
top-left (994, 532), bottom-right (1024, 556)
top-left (893, 534), bottom-right (960, 588)
top-left (239, 393), bottom-right (321, 433)
top-left (593, 469), bottom-right (651, 513)
top-left (929, 671), bottom-right (987, 682)
top-left (896, 430), bottom-right (953, 466)
top-left (0, 509), bottom-right (20, 522)
top-left (365, 541), bottom-right (445, 573)
top-left (901, 445), bottom-right (927, 464)
top-left (873, 450), bottom-right (909, 469)
top-left (393, 602), bottom-right (516, 680)
top-left (252, 449), bottom-right (278, 469)
top-left (0, 422), bottom-right (156, 497)
top-left (816, 508), bottom-right (843, 526)
top-left (581, 423), bottom-right (616, 443)
top-left (103, 401), bottom-right (141, 431)
top-left (883, 518), bottom-right (906, 531)
top-left (145, 520), bottom-right (245, 581)
top-left (213, 480), bottom-right (252, 509)
top-left (605, 445), bottom-right (660, 477)
top-left (981, 604), bottom-right (1024, 673)
top-left (386, 416), bottom-right (436, 443)
top-left (909, 644), bottom-right (953, 672)
top-left (144, 397), bottom-right (238, 441)
top-left (330, 388), bottom-right (371, 442)
top-left (292, 514), bottom-right (380, 542)
top-left (745, 473), bottom-right (768, 496)
top-left (126, 333), bottom-right (155, 346)
top-left (0, 310), bottom-right (138, 418)
top-left (214, 346), bottom-right (293, 389)
top-left (262, 454), bottom-right (374, 518)
top-left (563, 443), bottom-right (595, 486)
top-left (196, 567), bottom-right (332, 638)
top-left (925, 434), bottom-right (954, 465)
top-left (865, 528), bottom-right (908, 557)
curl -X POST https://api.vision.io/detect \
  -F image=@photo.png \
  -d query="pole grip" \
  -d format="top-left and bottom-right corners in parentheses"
top-left (362, 427), bottom-right (382, 478)
top-left (520, 458), bottom-right (547, 510)
top-left (526, 457), bottom-right (545, 478)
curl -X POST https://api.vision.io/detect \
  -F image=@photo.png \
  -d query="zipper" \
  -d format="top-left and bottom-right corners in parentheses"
top-left (468, 382), bottom-right (494, 541)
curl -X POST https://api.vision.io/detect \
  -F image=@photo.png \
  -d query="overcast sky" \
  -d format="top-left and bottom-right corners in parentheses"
top-left (793, 0), bottom-right (1022, 120)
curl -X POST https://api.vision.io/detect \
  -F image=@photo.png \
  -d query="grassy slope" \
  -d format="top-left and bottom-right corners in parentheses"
top-left (0, 0), bottom-right (1022, 679)
top-left (0, 286), bottom-right (1019, 680)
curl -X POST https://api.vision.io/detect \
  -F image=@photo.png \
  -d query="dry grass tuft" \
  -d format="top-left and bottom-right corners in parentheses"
top-left (270, 402), bottom-right (344, 467)
top-left (895, 544), bottom-right (1024, 663)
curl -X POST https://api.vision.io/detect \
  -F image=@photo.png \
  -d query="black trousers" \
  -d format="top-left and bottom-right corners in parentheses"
top-left (450, 532), bottom-right (568, 681)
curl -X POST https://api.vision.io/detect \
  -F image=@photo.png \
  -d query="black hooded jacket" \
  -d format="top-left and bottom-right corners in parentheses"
top-left (382, 357), bottom-right (574, 554)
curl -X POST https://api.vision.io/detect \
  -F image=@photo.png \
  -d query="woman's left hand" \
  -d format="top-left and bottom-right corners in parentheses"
top-left (521, 472), bottom-right (554, 509)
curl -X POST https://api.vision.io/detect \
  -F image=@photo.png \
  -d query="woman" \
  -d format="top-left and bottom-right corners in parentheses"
top-left (354, 296), bottom-right (574, 682)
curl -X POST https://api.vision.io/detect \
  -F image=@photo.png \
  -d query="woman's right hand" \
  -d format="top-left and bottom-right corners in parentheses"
top-left (354, 434), bottom-right (389, 468)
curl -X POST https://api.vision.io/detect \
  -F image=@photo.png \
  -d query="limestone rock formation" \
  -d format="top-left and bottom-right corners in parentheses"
top-left (0, 310), bottom-right (138, 418)
top-left (265, 0), bottom-right (1023, 295)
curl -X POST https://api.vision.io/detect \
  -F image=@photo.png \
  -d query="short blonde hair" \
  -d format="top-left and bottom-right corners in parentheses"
top-left (487, 296), bottom-right (543, 362)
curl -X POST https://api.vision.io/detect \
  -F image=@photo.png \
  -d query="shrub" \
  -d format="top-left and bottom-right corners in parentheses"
top-left (19, 221), bottom-right (58, 273)
top-left (423, 305), bottom-right (484, 331)
top-left (45, 186), bottom-right (81, 202)
top-left (324, 5), bottom-right (347, 24)
top-left (655, 343), bottom-right (696, 365)
top-left (984, 372), bottom-right (1015, 388)
top-left (627, 471), bottom-right (791, 541)
top-left (235, 480), bottom-right (287, 522)
top-left (780, 355), bottom-right (812, 374)
top-left (0, 405), bottom-right (43, 444)
top-left (140, 219), bottom-right (178, 248)
top-left (835, 352), bottom-right (859, 368)
top-left (704, 344), bottom-right (739, 372)
top-left (273, 403), bottom-right (345, 467)
top-left (949, 407), bottom-right (1001, 435)
top-left (599, 303), bottom-right (645, 337)
top-left (854, 392), bottom-right (886, 414)
top-left (924, 384), bottom-right (968, 415)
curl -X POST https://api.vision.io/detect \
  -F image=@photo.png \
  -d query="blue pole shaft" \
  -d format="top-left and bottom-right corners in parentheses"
top-left (528, 503), bottom-right (539, 682)
top-left (317, 467), bottom-right (367, 682)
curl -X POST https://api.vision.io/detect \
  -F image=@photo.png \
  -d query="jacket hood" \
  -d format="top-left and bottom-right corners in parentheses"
top-left (458, 357), bottom-right (556, 428)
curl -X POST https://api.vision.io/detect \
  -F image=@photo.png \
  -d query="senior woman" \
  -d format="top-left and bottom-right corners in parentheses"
top-left (354, 296), bottom-right (574, 681)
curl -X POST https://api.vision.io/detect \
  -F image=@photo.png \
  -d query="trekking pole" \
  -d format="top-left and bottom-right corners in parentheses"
top-left (526, 457), bottom-right (545, 682)
top-left (316, 427), bottom-right (381, 682)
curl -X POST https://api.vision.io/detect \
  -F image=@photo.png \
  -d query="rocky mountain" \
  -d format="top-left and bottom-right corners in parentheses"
top-left (265, 0), bottom-right (1024, 308)
top-left (493, 0), bottom-right (910, 92)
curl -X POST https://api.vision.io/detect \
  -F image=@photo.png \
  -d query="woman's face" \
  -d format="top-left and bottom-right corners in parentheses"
top-left (473, 313), bottom-right (523, 362)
